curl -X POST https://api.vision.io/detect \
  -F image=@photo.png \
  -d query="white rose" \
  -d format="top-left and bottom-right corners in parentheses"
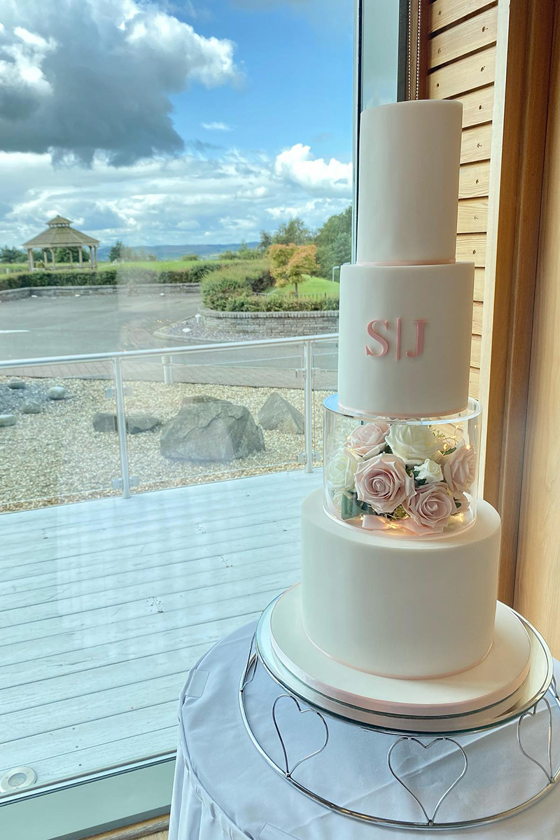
top-left (326, 447), bottom-right (358, 493)
top-left (414, 459), bottom-right (443, 485)
top-left (386, 424), bottom-right (441, 466)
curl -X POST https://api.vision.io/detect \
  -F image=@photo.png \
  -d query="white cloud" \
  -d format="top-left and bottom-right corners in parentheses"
top-left (274, 143), bottom-right (352, 192)
top-left (202, 122), bottom-right (233, 131)
top-left (0, 0), bottom-right (240, 165)
top-left (0, 141), bottom-right (351, 247)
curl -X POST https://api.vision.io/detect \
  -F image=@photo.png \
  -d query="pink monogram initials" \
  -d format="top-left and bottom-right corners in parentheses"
top-left (366, 319), bottom-right (428, 360)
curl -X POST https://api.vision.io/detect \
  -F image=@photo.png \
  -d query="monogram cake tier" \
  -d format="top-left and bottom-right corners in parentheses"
top-left (268, 99), bottom-right (535, 715)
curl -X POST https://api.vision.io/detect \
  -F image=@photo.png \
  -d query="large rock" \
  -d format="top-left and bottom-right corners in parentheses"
top-left (160, 395), bottom-right (265, 462)
top-left (126, 413), bottom-right (161, 435)
top-left (7, 379), bottom-right (26, 390)
top-left (258, 392), bottom-right (304, 435)
top-left (22, 401), bottom-right (42, 414)
top-left (93, 411), bottom-right (161, 434)
top-left (47, 386), bottom-right (67, 400)
top-left (0, 414), bottom-right (16, 427)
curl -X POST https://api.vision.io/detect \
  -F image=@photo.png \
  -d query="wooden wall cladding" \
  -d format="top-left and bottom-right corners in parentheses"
top-left (428, 0), bottom-right (498, 399)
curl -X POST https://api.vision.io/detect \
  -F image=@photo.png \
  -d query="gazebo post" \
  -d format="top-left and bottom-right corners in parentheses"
top-left (50, 247), bottom-right (55, 269)
top-left (42, 249), bottom-right (47, 268)
top-left (27, 248), bottom-right (34, 271)
top-left (78, 245), bottom-right (83, 268)
top-left (89, 245), bottom-right (94, 269)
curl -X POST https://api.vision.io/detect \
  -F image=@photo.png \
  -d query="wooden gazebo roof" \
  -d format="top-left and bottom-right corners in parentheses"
top-left (23, 217), bottom-right (100, 248)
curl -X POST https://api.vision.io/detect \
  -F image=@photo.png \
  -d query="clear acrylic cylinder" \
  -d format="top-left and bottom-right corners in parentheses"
top-left (323, 394), bottom-right (482, 538)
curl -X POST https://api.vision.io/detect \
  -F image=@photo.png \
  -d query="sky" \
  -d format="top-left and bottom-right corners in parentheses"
top-left (0, 0), bottom-right (354, 249)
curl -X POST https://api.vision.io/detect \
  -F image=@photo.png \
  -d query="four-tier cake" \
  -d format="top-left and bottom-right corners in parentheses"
top-left (266, 100), bottom-right (535, 719)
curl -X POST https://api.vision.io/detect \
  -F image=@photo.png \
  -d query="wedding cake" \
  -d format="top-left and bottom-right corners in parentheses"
top-left (267, 100), bottom-right (533, 718)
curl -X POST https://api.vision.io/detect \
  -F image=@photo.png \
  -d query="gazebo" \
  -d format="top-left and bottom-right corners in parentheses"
top-left (23, 216), bottom-right (100, 270)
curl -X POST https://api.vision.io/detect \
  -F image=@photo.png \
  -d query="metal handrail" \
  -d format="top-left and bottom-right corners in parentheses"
top-left (0, 333), bottom-right (338, 369)
top-left (1, 334), bottom-right (338, 499)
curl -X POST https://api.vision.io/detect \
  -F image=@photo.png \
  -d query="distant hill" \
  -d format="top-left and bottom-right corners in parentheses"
top-left (97, 242), bottom-right (260, 261)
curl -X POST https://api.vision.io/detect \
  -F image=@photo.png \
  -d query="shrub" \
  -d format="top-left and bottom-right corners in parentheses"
top-left (201, 261), bottom-right (273, 308)
top-left (0, 262), bottom-right (225, 291)
top-left (205, 292), bottom-right (338, 312)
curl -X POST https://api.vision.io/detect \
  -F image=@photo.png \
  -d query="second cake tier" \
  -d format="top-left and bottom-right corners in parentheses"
top-left (301, 489), bottom-right (501, 680)
top-left (338, 261), bottom-right (474, 418)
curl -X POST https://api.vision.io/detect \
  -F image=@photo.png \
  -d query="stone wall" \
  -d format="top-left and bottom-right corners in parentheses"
top-left (199, 307), bottom-right (339, 337)
top-left (0, 283), bottom-right (200, 303)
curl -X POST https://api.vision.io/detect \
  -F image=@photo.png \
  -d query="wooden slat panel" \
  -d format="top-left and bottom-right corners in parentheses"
top-left (430, 0), bottom-right (497, 34)
top-left (471, 334), bottom-right (482, 368)
top-left (428, 45), bottom-right (496, 98)
top-left (474, 267), bottom-right (485, 301)
top-left (460, 161), bottom-right (491, 198)
top-left (429, 6), bottom-right (498, 69)
top-left (458, 197), bottom-right (489, 233)
top-left (469, 366), bottom-right (480, 399)
top-left (472, 301), bottom-right (483, 335)
top-left (456, 234), bottom-right (487, 267)
top-left (457, 85), bottom-right (495, 127)
top-left (461, 123), bottom-right (493, 163)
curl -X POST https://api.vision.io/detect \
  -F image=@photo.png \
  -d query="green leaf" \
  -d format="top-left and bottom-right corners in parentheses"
top-left (341, 492), bottom-right (374, 520)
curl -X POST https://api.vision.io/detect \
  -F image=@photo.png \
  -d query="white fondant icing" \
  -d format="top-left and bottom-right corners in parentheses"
top-left (301, 490), bottom-right (501, 679)
top-left (271, 586), bottom-right (532, 717)
top-left (357, 100), bottom-right (463, 264)
top-left (338, 262), bottom-right (474, 417)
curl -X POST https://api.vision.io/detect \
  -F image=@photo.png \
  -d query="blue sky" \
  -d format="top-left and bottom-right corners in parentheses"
top-left (0, 0), bottom-right (354, 247)
top-left (174, 0), bottom-right (353, 163)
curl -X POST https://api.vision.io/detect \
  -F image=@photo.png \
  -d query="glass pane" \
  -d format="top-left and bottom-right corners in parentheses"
top-left (0, 0), bottom-right (357, 808)
top-left (0, 360), bottom-right (119, 512)
top-left (361, 0), bottom-right (403, 109)
top-left (120, 343), bottom-right (309, 494)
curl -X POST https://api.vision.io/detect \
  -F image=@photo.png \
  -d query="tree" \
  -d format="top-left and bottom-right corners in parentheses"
top-left (268, 243), bottom-right (296, 286)
top-left (109, 240), bottom-right (124, 262)
top-left (268, 243), bottom-right (318, 298)
top-left (55, 247), bottom-right (89, 263)
top-left (181, 252), bottom-right (200, 261)
top-left (258, 230), bottom-right (272, 251)
top-left (286, 244), bottom-right (318, 298)
top-left (272, 217), bottom-right (313, 246)
top-left (0, 246), bottom-right (26, 264)
top-left (315, 205), bottom-right (351, 278)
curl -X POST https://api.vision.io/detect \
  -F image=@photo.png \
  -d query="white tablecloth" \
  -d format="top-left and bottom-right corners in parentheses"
top-left (169, 622), bottom-right (560, 840)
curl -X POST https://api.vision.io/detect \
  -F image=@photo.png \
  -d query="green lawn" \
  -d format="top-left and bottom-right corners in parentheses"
top-left (270, 275), bottom-right (339, 297)
top-left (97, 260), bottom-right (200, 272)
top-left (0, 259), bottom-right (201, 277)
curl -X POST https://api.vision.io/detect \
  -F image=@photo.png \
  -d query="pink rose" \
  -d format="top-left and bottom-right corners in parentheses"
top-left (349, 421), bottom-right (390, 458)
top-left (403, 482), bottom-right (455, 534)
top-left (355, 454), bottom-right (414, 514)
top-left (442, 442), bottom-right (476, 493)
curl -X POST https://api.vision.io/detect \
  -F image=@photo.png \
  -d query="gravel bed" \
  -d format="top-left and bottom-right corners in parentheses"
top-left (0, 376), bottom-right (327, 514)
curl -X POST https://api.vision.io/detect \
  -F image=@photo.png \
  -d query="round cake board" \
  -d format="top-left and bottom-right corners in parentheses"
top-left (267, 584), bottom-right (533, 721)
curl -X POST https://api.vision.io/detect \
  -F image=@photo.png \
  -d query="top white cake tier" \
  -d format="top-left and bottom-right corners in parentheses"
top-left (357, 100), bottom-right (463, 265)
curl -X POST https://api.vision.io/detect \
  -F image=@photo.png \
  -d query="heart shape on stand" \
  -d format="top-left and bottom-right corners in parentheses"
top-left (272, 694), bottom-right (329, 778)
top-left (387, 736), bottom-right (468, 825)
top-left (517, 697), bottom-right (555, 783)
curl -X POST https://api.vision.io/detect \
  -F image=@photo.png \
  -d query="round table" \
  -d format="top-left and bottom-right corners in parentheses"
top-left (169, 622), bottom-right (560, 840)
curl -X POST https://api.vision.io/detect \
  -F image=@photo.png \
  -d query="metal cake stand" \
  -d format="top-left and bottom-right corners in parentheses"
top-left (239, 598), bottom-right (560, 831)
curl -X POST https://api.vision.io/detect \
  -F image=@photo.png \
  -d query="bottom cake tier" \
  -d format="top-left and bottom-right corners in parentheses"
top-left (301, 489), bottom-right (502, 680)
top-left (268, 585), bottom-right (533, 719)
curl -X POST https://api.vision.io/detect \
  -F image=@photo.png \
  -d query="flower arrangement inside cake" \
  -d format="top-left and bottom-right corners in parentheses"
top-left (326, 421), bottom-right (477, 536)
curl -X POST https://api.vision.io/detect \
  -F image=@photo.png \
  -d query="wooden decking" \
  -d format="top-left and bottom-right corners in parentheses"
top-left (0, 469), bottom-right (322, 796)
